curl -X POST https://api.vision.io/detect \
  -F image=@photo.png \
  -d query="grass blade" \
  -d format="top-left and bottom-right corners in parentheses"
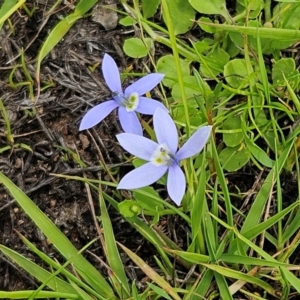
top-left (0, 172), bottom-right (115, 299)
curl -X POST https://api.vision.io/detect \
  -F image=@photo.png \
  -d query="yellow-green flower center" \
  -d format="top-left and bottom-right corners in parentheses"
top-left (151, 144), bottom-right (175, 166)
top-left (124, 92), bottom-right (139, 112)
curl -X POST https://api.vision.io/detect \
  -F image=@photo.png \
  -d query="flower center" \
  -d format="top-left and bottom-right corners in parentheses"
top-left (124, 92), bottom-right (139, 111)
top-left (113, 92), bottom-right (139, 112)
top-left (151, 144), bottom-right (176, 166)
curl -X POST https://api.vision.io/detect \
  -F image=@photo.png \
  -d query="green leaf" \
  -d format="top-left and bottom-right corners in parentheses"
top-left (243, 134), bottom-right (274, 168)
top-left (273, 2), bottom-right (300, 28)
top-left (123, 37), bottom-right (153, 58)
top-left (157, 55), bottom-right (190, 88)
top-left (118, 243), bottom-right (181, 300)
top-left (201, 47), bottom-right (230, 78)
top-left (240, 139), bottom-right (294, 235)
top-left (163, 0), bottom-right (195, 35)
top-left (222, 116), bottom-right (243, 147)
top-left (0, 0), bottom-right (25, 30)
top-left (118, 200), bottom-right (141, 218)
top-left (100, 193), bottom-right (130, 297)
top-left (189, 0), bottom-right (227, 18)
top-left (171, 75), bottom-right (211, 100)
top-left (147, 283), bottom-right (172, 300)
top-left (36, 0), bottom-right (98, 81)
top-left (236, 0), bottom-right (264, 18)
top-left (280, 267), bottom-right (300, 294)
top-left (0, 290), bottom-right (78, 299)
top-left (198, 17), bottom-right (217, 33)
top-left (224, 59), bottom-right (249, 89)
top-left (219, 146), bottom-right (250, 171)
top-left (193, 38), bottom-right (215, 53)
top-left (142, 0), bottom-right (160, 18)
top-left (119, 16), bottom-right (137, 26)
top-left (272, 58), bottom-right (296, 84)
top-left (133, 186), bottom-right (164, 212)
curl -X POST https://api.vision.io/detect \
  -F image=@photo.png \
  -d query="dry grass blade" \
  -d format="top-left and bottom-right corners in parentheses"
top-left (117, 242), bottom-right (182, 300)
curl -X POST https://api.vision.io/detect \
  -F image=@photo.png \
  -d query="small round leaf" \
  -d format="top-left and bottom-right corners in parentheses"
top-left (123, 38), bottom-right (153, 58)
top-left (219, 146), bottom-right (250, 171)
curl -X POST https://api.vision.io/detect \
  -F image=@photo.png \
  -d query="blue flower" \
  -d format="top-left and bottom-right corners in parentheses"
top-left (79, 54), bottom-right (166, 135)
top-left (116, 108), bottom-right (212, 205)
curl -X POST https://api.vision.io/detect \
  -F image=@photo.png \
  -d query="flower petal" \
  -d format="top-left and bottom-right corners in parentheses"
top-left (176, 126), bottom-right (212, 161)
top-left (153, 108), bottom-right (178, 154)
top-left (116, 133), bottom-right (158, 161)
top-left (167, 164), bottom-right (186, 206)
top-left (79, 100), bottom-right (118, 130)
top-left (117, 163), bottom-right (168, 190)
top-left (118, 106), bottom-right (143, 135)
top-left (125, 73), bottom-right (164, 96)
top-left (102, 54), bottom-right (122, 93)
top-left (135, 97), bottom-right (168, 115)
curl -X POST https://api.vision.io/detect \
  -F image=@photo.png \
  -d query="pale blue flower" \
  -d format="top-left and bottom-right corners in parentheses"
top-left (116, 108), bottom-right (212, 205)
top-left (79, 53), bottom-right (166, 135)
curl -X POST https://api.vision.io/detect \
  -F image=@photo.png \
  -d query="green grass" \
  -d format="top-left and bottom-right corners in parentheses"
top-left (1, 0), bottom-right (300, 299)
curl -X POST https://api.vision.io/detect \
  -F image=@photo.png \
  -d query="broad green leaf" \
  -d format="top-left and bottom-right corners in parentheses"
top-left (200, 47), bottom-right (230, 78)
top-left (172, 75), bottom-right (211, 104)
top-left (273, 2), bottom-right (300, 29)
top-left (119, 15), bottom-right (137, 26)
top-left (272, 58), bottom-right (296, 84)
top-left (224, 59), bottom-right (249, 88)
top-left (193, 38), bottom-right (215, 53)
top-left (198, 17), bottom-right (217, 33)
top-left (189, 0), bottom-right (227, 18)
top-left (118, 200), bottom-right (141, 218)
top-left (142, 0), bottom-right (160, 18)
top-left (222, 116), bottom-right (243, 147)
top-left (219, 146), bottom-right (250, 171)
top-left (236, 0), bottom-right (264, 18)
top-left (243, 134), bottom-right (274, 168)
top-left (163, 0), bottom-right (195, 35)
top-left (226, 36), bottom-right (240, 57)
top-left (133, 186), bottom-right (164, 212)
top-left (157, 55), bottom-right (190, 88)
top-left (171, 76), bottom-right (209, 126)
top-left (123, 37), bottom-right (153, 58)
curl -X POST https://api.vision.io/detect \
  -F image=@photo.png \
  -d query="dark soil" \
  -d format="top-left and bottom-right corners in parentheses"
top-left (0, 0), bottom-right (138, 291)
top-left (0, 0), bottom-right (299, 298)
